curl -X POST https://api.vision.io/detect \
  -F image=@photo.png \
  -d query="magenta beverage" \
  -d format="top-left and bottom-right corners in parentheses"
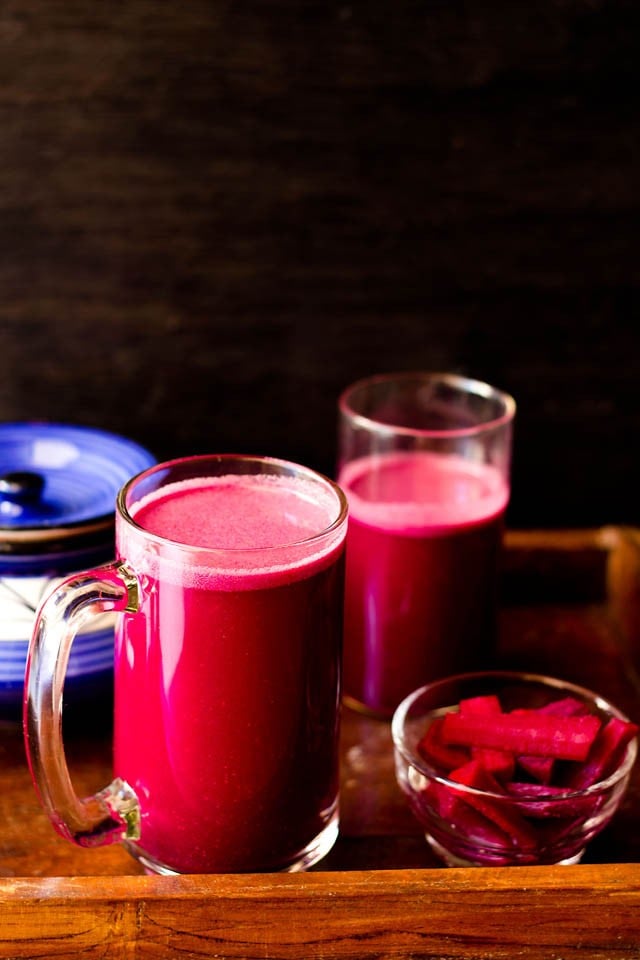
top-left (114, 465), bottom-right (347, 873)
top-left (339, 450), bottom-right (509, 718)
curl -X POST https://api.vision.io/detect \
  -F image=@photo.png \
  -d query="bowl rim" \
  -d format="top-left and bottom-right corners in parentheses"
top-left (391, 669), bottom-right (638, 799)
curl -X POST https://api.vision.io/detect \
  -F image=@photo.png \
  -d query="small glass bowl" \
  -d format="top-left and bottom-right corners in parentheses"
top-left (391, 671), bottom-right (638, 867)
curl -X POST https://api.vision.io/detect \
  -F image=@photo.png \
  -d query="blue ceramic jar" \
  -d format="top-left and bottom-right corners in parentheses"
top-left (0, 423), bottom-right (155, 719)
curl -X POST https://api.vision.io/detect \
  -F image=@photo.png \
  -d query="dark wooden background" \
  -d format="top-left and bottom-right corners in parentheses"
top-left (1, 1), bottom-right (638, 529)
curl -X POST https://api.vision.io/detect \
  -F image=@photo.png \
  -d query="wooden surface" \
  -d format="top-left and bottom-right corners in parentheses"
top-left (0, 864), bottom-right (639, 960)
top-left (0, 2), bottom-right (639, 529)
top-left (0, 528), bottom-right (640, 957)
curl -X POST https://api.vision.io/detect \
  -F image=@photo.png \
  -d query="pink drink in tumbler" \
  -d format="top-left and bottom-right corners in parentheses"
top-left (115, 466), bottom-right (347, 873)
top-left (338, 373), bottom-right (515, 719)
top-left (340, 450), bottom-right (509, 717)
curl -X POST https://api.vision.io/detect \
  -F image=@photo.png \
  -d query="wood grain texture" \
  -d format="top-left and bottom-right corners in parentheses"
top-left (0, 865), bottom-right (639, 959)
top-left (0, 2), bottom-right (639, 527)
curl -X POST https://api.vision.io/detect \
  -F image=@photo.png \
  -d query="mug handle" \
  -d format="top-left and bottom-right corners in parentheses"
top-left (24, 560), bottom-right (141, 847)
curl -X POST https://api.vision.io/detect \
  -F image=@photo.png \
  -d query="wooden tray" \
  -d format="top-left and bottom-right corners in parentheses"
top-left (1, 528), bottom-right (640, 958)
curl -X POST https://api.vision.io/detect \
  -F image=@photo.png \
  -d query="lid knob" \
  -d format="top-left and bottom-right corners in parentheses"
top-left (0, 471), bottom-right (46, 504)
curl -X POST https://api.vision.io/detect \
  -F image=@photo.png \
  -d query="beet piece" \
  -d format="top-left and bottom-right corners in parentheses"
top-left (442, 710), bottom-right (601, 761)
top-left (417, 716), bottom-right (470, 772)
top-left (505, 781), bottom-right (600, 820)
top-left (538, 696), bottom-right (590, 717)
top-left (422, 780), bottom-right (512, 851)
top-left (459, 694), bottom-right (502, 716)
top-left (449, 760), bottom-right (538, 849)
top-left (472, 747), bottom-right (516, 781)
top-left (567, 716), bottom-right (639, 789)
top-left (506, 781), bottom-right (570, 799)
top-left (517, 754), bottom-right (555, 784)
top-left (515, 698), bottom-right (590, 783)
top-left (510, 697), bottom-right (588, 720)
top-left (458, 695), bottom-right (516, 781)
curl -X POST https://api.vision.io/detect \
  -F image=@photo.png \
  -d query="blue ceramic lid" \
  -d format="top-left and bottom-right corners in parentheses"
top-left (0, 422), bottom-right (156, 533)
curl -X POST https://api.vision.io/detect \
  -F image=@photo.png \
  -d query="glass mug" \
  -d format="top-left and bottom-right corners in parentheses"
top-left (24, 454), bottom-right (348, 874)
top-left (338, 372), bottom-right (515, 718)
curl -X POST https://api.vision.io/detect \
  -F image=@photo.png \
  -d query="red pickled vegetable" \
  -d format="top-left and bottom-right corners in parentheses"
top-left (448, 803), bottom-right (512, 851)
top-left (473, 747), bottom-right (515, 781)
top-left (567, 716), bottom-right (639, 789)
top-left (516, 754), bottom-right (554, 784)
top-left (505, 781), bottom-right (599, 819)
top-left (417, 716), bottom-right (469, 772)
top-left (449, 760), bottom-right (538, 849)
top-left (538, 696), bottom-right (591, 718)
top-left (424, 780), bottom-right (511, 848)
top-left (459, 695), bottom-right (514, 780)
top-left (514, 698), bottom-right (591, 782)
top-left (459, 694), bottom-right (502, 716)
top-left (506, 781), bottom-right (571, 799)
top-left (442, 709), bottom-right (601, 761)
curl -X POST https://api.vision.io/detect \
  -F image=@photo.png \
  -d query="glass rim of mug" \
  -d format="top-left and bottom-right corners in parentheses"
top-left (116, 452), bottom-right (349, 554)
top-left (339, 371), bottom-right (516, 439)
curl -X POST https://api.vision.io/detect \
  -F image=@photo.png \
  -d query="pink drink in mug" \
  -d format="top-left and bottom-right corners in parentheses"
top-left (338, 373), bottom-right (515, 718)
top-left (24, 455), bottom-right (348, 874)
